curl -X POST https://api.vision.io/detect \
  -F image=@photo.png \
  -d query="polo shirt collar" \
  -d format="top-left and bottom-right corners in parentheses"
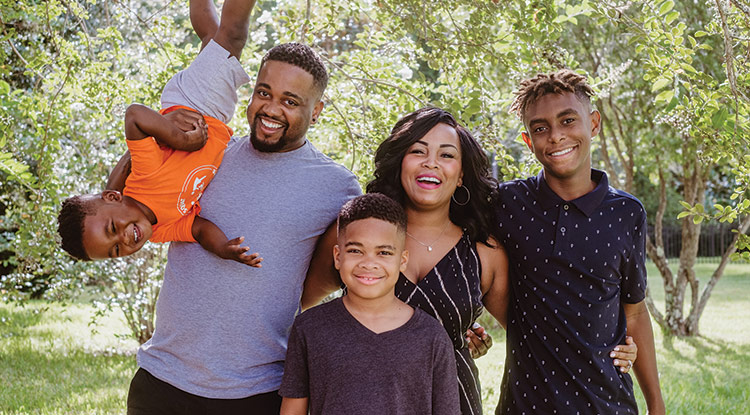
top-left (535, 169), bottom-right (609, 217)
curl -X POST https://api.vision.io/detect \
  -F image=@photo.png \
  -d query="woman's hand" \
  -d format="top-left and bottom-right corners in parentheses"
top-left (611, 335), bottom-right (637, 374)
top-left (466, 322), bottom-right (493, 359)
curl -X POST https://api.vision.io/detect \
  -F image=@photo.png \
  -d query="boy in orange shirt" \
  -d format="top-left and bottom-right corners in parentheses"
top-left (57, 0), bottom-right (261, 266)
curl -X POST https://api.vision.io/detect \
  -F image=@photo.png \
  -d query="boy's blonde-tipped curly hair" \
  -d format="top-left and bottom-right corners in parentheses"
top-left (509, 69), bottom-right (595, 120)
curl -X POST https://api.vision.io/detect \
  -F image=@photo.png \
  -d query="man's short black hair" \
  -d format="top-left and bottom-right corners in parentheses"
top-left (337, 193), bottom-right (407, 236)
top-left (58, 195), bottom-right (95, 261)
top-left (260, 42), bottom-right (328, 95)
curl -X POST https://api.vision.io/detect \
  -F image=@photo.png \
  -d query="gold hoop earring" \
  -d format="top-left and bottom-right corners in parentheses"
top-left (452, 185), bottom-right (470, 206)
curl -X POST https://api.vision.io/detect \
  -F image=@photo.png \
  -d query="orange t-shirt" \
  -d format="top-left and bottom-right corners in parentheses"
top-left (123, 105), bottom-right (233, 243)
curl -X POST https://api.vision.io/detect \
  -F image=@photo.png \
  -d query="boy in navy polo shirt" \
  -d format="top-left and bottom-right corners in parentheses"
top-left (494, 69), bottom-right (665, 414)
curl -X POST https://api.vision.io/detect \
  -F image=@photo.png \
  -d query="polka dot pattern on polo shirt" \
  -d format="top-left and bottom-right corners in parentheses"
top-left (495, 170), bottom-right (645, 415)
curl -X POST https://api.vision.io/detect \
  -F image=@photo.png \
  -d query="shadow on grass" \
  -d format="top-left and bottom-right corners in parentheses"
top-left (654, 332), bottom-right (750, 414)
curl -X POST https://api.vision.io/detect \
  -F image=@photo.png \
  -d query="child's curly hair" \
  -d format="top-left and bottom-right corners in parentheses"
top-left (509, 69), bottom-right (595, 120)
top-left (337, 193), bottom-right (407, 236)
top-left (57, 195), bottom-right (95, 261)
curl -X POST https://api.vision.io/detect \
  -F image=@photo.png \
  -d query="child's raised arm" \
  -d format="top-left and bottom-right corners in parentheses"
top-left (191, 216), bottom-right (262, 267)
top-left (124, 104), bottom-right (208, 152)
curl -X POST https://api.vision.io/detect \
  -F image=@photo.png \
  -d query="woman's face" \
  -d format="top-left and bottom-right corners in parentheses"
top-left (400, 123), bottom-right (463, 211)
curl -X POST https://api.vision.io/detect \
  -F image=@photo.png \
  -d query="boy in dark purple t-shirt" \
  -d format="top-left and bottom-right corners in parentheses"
top-left (279, 193), bottom-right (459, 415)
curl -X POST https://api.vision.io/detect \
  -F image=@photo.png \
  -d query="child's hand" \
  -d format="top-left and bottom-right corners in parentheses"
top-left (182, 117), bottom-right (208, 151)
top-left (220, 236), bottom-right (263, 267)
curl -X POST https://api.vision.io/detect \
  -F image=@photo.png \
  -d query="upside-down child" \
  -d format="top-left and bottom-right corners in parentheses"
top-left (58, 0), bottom-right (261, 266)
top-left (279, 193), bottom-right (460, 415)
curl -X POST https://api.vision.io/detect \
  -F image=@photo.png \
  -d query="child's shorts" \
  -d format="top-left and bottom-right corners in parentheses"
top-left (161, 40), bottom-right (251, 125)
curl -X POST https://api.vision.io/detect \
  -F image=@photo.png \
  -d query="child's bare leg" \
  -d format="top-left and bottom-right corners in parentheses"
top-left (190, 0), bottom-right (220, 50)
top-left (213, 0), bottom-right (257, 59)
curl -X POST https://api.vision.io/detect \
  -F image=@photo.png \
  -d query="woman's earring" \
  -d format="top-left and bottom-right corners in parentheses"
top-left (452, 185), bottom-right (471, 206)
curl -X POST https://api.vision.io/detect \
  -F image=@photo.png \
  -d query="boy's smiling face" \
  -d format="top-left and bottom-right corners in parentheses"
top-left (523, 91), bottom-right (601, 187)
top-left (81, 191), bottom-right (153, 259)
top-left (334, 218), bottom-right (408, 302)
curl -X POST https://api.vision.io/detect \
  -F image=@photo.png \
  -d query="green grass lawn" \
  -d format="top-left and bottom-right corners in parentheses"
top-left (1, 261), bottom-right (748, 414)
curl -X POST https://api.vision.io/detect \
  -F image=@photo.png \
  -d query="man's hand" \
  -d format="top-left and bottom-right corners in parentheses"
top-left (163, 108), bottom-right (208, 132)
top-left (219, 236), bottom-right (263, 267)
top-left (466, 322), bottom-right (493, 359)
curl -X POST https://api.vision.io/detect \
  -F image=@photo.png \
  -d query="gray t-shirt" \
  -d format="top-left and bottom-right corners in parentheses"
top-left (280, 297), bottom-right (460, 415)
top-left (137, 136), bottom-right (361, 399)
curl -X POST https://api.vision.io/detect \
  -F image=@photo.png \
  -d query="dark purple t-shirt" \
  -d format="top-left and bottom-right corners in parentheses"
top-left (280, 297), bottom-right (460, 415)
top-left (495, 169), bottom-right (646, 414)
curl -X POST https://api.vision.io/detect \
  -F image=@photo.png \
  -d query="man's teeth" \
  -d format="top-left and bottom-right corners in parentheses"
top-left (417, 177), bottom-right (441, 184)
top-left (261, 119), bottom-right (283, 129)
top-left (134, 227), bottom-right (138, 243)
top-left (551, 147), bottom-right (574, 156)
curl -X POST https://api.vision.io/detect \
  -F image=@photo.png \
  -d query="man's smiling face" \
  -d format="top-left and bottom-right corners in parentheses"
top-left (246, 60), bottom-right (324, 153)
top-left (523, 91), bottom-right (600, 186)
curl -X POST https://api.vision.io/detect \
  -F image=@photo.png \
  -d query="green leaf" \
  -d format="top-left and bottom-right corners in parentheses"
top-left (693, 215), bottom-right (704, 224)
top-left (0, 80), bottom-right (9, 95)
top-left (665, 11), bottom-right (679, 25)
top-left (712, 108), bottom-right (728, 129)
top-left (659, 1), bottom-right (675, 15)
top-left (665, 96), bottom-right (679, 112)
top-left (651, 78), bottom-right (670, 92)
top-left (680, 201), bottom-right (693, 209)
top-left (695, 30), bottom-right (709, 37)
top-left (677, 211), bottom-right (691, 219)
top-left (655, 89), bottom-right (674, 103)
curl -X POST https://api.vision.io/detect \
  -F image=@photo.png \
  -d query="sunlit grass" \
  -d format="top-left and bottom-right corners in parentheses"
top-left (0, 301), bottom-right (137, 414)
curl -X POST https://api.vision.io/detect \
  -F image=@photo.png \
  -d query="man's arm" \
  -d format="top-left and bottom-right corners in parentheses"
top-left (300, 222), bottom-right (340, 310)
top-left (125, 104), bottom-right (208, 151)
top-left (190, 0), bottom-right (220, 49)
top-left (213, 0), bottom-right (257, 59)
top-left (624, 300), bottom-right (665, 415)
top-left (191, 216), bottom-right (262, 267)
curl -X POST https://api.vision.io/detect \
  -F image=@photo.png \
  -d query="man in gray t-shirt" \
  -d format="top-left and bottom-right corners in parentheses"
top-left (125, 2), bottom-right (360, 414)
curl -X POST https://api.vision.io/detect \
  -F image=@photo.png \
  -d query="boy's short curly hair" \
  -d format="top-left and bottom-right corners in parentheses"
top-left (337, 193), bottom-right (407, 236)
top-left (58, 195), bottom-right (95, 261)
top-left (261, 42), bottom-right (328, 95)
top-left (509, 69), bottom-right (595, 120)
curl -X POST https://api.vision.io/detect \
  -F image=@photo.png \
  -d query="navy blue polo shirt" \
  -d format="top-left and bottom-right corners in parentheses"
top-left (494, 169), bottom-right (646, 415)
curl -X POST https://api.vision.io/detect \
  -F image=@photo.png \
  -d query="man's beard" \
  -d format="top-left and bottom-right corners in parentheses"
top-left (250, 125), bottom-right (293, 153)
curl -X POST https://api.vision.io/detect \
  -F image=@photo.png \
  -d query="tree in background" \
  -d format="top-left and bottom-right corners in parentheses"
top-left (1, 0), bottom-right (747, 341)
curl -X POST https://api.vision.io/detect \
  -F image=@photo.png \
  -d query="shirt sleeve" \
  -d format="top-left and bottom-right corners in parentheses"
top-left (126, 137), bottom-right (168, 176)
top-left (279, 320), bottom-right (310, 399)
top-left (431, 330), bottom-right (460, 414)
top-left (620, 205), bottom-right (648, 304)
top-left (149, 211), bottom-right (197, 243)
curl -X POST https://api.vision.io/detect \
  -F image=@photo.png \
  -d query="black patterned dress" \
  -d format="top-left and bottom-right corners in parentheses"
top-left (394, 233), bottom-right (485, 415)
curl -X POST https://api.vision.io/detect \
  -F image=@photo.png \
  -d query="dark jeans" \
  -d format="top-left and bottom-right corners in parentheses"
top-left (127, 368), bottom-right (282, 415)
